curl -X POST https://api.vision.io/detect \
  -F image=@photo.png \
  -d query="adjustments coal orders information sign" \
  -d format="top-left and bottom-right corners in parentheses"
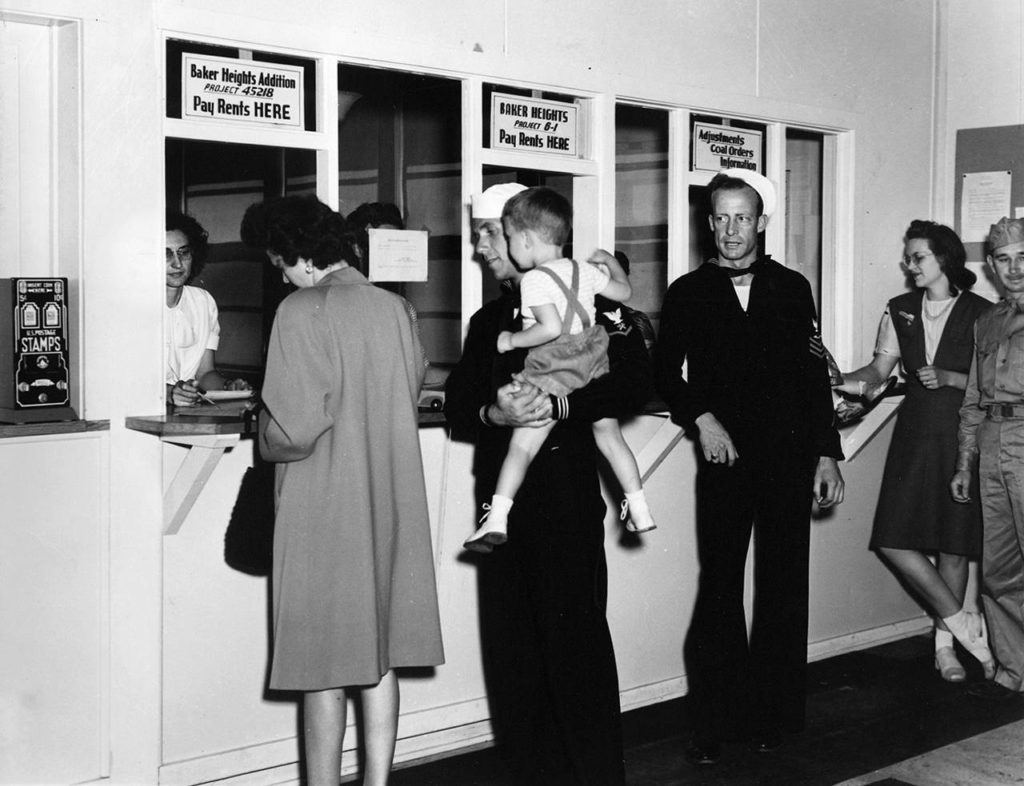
top-left (692, 122), bottom-right (762, 174)
top-left (491, 92), bottom-right (578, 156)
top-left (183, 53), bottom-right (303, 128)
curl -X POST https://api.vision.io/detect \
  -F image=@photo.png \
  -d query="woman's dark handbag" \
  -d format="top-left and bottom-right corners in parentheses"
top-left (224, 455), bottom-right (275, 576)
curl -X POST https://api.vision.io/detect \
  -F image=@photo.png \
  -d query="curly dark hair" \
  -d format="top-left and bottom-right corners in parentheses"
top-left (240, 194), bottom-right (359, 269)
top-left (166, 211), bottom-right (210, 278)
top-left (346, 202), bottom-right (405, 273)
top-left (347, 202), bottom-right (404, 232)
top-left (904, 219), bottom-right (976, 295)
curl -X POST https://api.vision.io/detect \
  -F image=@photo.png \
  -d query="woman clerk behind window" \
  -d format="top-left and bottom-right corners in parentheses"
top-left (165, 211), bottom-right (251, 406)
top-left (240, 195), bottom-right (443, 786)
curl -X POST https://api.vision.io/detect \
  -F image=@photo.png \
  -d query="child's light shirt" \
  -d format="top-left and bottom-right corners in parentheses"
top-left (519, 258), bottom-right (610, 334)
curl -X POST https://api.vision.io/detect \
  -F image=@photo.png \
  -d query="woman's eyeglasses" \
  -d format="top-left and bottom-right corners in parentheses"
top-left (166, 245), bottom-right (193, 263)
top-left (901, 251), bottom-right (934, 270)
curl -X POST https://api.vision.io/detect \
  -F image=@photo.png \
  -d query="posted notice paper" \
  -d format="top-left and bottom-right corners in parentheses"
top-left (367, 229), bottom-right (428, 282)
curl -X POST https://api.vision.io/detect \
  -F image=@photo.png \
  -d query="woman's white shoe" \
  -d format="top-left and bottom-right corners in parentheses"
top-left (934, 646), bottom-right (966, 682)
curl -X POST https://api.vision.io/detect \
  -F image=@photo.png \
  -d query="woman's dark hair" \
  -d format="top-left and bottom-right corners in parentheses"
top-left (347, 202), bottom-right (404, 232)
top-left (240, 194), bottom-right (359, 269)
top-left (904, 219), bottom-right (975, 295)
top-left (346, 202), bottom-right (405, 273)
top-left (166, 211), bottom-right (210, 278)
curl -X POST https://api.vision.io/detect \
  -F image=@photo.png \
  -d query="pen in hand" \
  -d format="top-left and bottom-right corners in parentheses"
top-left (171, 378), bottom-right (204, 407)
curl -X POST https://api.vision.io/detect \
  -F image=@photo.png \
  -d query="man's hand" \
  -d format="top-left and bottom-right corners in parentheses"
top-left (814, 457), bottom-right (844, 508)
top-left (497, 331), bottom-right (515, 354)
top-left (490, 378), bottom-right (553, 428)
top-left (950, 469), bottom-right (972, 503)
top-left (695, 412), bottom-right (738, 466)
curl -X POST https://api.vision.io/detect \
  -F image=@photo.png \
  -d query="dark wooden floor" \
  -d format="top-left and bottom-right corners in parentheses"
top-left (386, 635), bottom-right (1024, 785)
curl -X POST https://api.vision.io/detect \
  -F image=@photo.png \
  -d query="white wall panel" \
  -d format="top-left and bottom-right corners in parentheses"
top-left (763, 0), bottom-right (939, 372)
top-left (0, 0), bottom-right (989, 782)
top-left (940, 0), bottom-right (1024, 223)
top-left (0, 434), bottom-right (107, 785)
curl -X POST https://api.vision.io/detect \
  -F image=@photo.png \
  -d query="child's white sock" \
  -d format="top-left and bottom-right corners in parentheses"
top-left (490, 494), bottom-right (514, 517)
top-left (464, 494), bottom-right (513, 553)
top-left (941, 609), bottom-right (971, 643)
top-left (623, 490), bottom-right (656, 533)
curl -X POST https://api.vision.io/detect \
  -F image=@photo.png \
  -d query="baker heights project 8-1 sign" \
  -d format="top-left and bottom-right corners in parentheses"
top-left (491, 93), bottom-right (579, 157)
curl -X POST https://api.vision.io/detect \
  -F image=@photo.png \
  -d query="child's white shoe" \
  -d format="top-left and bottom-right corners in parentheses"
top-left (464, 503), bottom-right (509, 553)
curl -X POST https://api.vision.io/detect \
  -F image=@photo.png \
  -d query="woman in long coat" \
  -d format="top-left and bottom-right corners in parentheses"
top-left (241, 195), bottom-right (443, 786)
top-left (837, 220), bottom-right (992, 682)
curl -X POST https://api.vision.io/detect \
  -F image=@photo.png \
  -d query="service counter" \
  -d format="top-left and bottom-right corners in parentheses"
top-left (2, 399), bottom-right (926, 785)
top-left (125, 408), bottom-right (447, 536)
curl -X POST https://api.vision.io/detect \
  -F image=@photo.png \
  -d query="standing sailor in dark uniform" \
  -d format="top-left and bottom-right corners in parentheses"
top-left (445, 183), bottom-right (653, 784)
top-left (656, 168), bottom-right (844, 765)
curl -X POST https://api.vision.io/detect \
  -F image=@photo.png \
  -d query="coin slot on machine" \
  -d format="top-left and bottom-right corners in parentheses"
top-left (0, 278), bottom-right (79, 423)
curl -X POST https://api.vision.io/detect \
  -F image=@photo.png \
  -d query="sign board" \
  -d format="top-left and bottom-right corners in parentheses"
top-left (491, 92), bottom-right (578, 156)
top-left (183, 53), bottom-right (303, 127)
top-left (0, 277), bottom-right (78, 422)
top-left (692, 122), bottom-right (763, 173)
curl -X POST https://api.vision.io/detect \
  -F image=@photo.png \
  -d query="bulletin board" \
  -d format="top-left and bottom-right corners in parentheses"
top-left (953, 124), bottom-right (1024, 301)
top-left (955, 124), bottom-right (1024, 259)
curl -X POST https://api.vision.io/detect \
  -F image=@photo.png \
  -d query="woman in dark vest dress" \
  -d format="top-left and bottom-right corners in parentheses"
top-left (837, 220), bottom-right (994, 682)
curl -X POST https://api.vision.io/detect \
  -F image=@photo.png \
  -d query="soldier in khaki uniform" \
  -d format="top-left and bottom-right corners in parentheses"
top-left (951, 216), bottom-right (1024, 697)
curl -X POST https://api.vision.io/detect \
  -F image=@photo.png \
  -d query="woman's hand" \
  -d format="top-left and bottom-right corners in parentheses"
top-left (917, 366), bottom-right (968, 391)
top-left (917, 365), bottom-right (948, 389)
top-left (497, 331), bottom-right (515, 354)
top-left (169, 378), bottom-right (202, 407)
top-left (833, 378), bottom-right (866, 397)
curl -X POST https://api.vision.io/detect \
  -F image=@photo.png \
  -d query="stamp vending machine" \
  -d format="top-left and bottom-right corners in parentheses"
top-left (0, 277), bottom-right (78, 423)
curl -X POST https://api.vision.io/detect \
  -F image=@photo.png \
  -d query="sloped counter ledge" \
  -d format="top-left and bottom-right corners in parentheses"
top-left (126, 414), bottom-right (254, 536)
top-left (0, 419), bottom-right (109, 438)
top-left (840, 396), bottom-right (903, 462)
top-left (127, 409), bottom-right (448, 536)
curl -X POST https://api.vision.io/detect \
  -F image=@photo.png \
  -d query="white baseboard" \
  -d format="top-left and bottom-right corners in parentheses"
top-left (807, 617), bottom-right (932, 662)
top-left (159, 700), bottom-right (495, 786)
top-left (165, 618), bottom-right (931, 785)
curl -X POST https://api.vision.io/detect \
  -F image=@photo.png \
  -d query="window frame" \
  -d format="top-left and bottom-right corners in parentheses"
top-left (163, 31), bottom-right (855, 371)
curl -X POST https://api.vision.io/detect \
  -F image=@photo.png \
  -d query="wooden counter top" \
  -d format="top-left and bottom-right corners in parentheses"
top-left (0, 419), bottom-right (109, 439)
top-left (126, 408), bottom-right (447, 438)
top-left (125, 413), bottom-right (256, 438)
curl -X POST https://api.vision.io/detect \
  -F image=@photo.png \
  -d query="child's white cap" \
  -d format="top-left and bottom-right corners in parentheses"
top-left (471, 182), bottom-right (528, 219)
